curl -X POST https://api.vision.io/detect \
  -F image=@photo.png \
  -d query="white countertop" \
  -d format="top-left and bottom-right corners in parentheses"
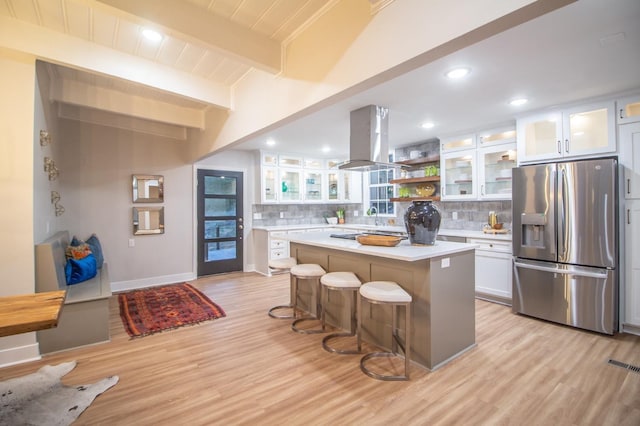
top-left (278, 231), bottom-right (478, 262)
top-left (253, 224), bottom-right (512, 241)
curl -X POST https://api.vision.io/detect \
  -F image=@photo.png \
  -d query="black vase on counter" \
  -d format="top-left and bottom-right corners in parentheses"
top-left (404, 201), bottom-right (441, 245)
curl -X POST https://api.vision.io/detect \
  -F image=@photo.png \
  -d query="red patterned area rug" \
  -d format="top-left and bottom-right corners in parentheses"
top-left (118, 283), bottom-right (225, 338)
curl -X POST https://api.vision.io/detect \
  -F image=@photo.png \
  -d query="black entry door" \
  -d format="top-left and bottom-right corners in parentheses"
top-left (197, 169), bottom-right (244, 276)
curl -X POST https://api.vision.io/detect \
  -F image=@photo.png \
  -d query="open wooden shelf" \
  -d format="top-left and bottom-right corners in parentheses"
top-left (391, 196), bottom-right (441, 202)
top-left (390, 175), bottom-right (440, 185)
top-left (395, 156), bottom-right (440, 167)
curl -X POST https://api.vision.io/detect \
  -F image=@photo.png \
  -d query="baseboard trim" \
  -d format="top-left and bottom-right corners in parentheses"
top-left (622, 323), bottom-right (640, 336)
top-left (0, 343), bottom-right (41, 368)
top-left (111, 272), bottom-right (197, 293)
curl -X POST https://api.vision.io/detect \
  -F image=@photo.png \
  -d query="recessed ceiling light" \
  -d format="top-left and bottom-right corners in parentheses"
top-left (509, 98), bottom-right (528, 106)
top-left (142, 29), bottom-right (163, 42)
top-left (445, 67), bottom-right (470, 80)
top-left (421, 122), bottom-right (435, 129)
top-left (266, 139), bottom-right (276, 146)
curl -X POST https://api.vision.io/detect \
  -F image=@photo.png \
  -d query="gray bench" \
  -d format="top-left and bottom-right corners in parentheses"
top-left (35, 231), bottom-right (111, 353)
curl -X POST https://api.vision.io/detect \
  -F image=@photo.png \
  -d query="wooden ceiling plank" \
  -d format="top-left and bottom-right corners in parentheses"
top-left (96, 0), bottom-right (282, 73)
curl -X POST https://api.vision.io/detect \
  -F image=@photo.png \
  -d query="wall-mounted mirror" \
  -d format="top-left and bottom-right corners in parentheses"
top-left (133, 174), bottom-right (164, 203)
top-left (133, 207), bottom-right (164, 235)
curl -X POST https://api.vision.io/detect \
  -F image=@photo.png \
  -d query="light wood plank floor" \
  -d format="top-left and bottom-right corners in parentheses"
top-left (2, 272), bottom-right (639, 425)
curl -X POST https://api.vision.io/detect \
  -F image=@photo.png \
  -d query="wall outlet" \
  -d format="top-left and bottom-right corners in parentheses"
top-left (253, 212), bottom-right (262, 220)
top-left (128, 238), bottom-right (135, 248)
top-left (280, 211), bottom-right (285, 219)
top-left (441, 258), bottom-right (450, 268)
top-left (452, 211), bottom-right (458, 220)
top-left (353, 210), bottom-right (359, 217)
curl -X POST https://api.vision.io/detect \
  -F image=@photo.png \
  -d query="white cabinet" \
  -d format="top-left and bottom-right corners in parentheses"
top-left (468, 237), bottom-right (512, 302)
top-left (517, 101), bottom-right (616, 163)
top-left (624, 200), bottom-right (640, 330)
top-left (619, 122), bottom-right (640, 199)
top-left (253, 229), bottom-right (291, 276)
top-left (617, 95), bottom-right (640, 124)
top-left (258, 153), bottom-right (360, 204)
top-left (441, 126), bottom-right (516, 201)
top-left (441, 150), bottom-right (477, 200)
top-left (478, 143), bottom-right (517, 200)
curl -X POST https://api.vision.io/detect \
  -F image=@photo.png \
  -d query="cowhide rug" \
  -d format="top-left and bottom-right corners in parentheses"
top-left (0, 361), bottom-right (118, 426)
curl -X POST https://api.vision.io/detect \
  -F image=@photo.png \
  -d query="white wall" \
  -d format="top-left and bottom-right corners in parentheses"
top-left (0, 49), bottom-right (40, 366)
top-left (56, 120), bottom-right (195, 290)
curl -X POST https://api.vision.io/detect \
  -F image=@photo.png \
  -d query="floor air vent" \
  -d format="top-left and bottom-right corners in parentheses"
top-left (608, 359), bottom-right (640, 374)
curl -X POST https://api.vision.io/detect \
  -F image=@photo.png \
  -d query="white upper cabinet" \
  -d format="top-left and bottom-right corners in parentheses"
top-left (441, 149), bottom-right (477, 200)
top-left (517, 101), bottom-right (616, 164)
top-left (258, 152), bottom-right (360, 204)
top-left (478, 143), bottom-right (517, 200)
top-left (478, 126), bottom-right (517, 147)
top-left (619, 122), bottom-right (640, 200)
top-left (440, 133), bottom-right (476, 153)
top-left (617, 95), bottom-right (640, 125)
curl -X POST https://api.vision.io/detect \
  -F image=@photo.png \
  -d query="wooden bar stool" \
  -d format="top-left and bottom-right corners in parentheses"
top-left (357, 281), bottom-right (412, 381)
top-left (320, 272), bottom-right (362, 354)
top-left (290, 264), bottom-right (326, 334)
top-left (267, 257), bottom-right (297, 319)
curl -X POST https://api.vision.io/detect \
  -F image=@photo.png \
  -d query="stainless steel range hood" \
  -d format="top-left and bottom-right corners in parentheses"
top-left (338, 105), bottom-right (405, 171)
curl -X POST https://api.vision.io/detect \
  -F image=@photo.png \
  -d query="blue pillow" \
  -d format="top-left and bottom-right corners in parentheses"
top-left (85, 234), bottom-right (104, 269)
top-left (65, 254), bottom-right (97, 285)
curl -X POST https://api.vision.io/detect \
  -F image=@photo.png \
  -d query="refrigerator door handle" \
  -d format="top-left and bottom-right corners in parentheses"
top-left (558, 167), bottom-right (566, 259)
top-left (514, 260), bottom-right (608, 279)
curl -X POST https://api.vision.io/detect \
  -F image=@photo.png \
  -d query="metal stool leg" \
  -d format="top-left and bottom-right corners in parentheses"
top-left (268, 270), bottom-right (295, 319)
top-left (322, 287), bottom-right (361, 354)
top-left (291, 276), bottom-right (325, 334)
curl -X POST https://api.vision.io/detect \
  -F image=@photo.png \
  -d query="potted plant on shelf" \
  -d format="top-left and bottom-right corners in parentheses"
top-left (336, 208), bottom-right (345, 224)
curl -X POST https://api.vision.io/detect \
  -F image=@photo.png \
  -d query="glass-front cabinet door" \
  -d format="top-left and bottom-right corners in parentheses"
top-left (478, 126), bottom-right (516, 147)
top-left (478, 144), bottom-right (517, 200)
top-left (279, 168), bottom-right (302, 202)
top-left (304, 170), bottom-right (323, 202)
top-left (261, 166), bottom-right (278, 203)
top-left (342, 171), bottom-right (362, 203)
top-left (441, 150), bottom-right (477, 200)
top-left (327, 171), bottom-right (339, 202)
top-left (441, 133), bottom-right (476, 153)
top-left (516, 111), bottom-right (563, 163)
top-left (562, 101), bottom-right (615, 157)
top-left (618, 95), bottom-right (640, 124)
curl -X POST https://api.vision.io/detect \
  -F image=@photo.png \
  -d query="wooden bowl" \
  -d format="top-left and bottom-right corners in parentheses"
top-left (356, 234), bottom-right (402, 247)
top-left (492, 223), bottom-right (504, 230)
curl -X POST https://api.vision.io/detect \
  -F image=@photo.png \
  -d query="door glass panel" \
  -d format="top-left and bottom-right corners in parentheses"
top-left (205, 220), bottom-right (237, 239)
top-left (206, 241), bottom-right (236, 261)
top-left (262, 153), bottom-right (277, 165)
top-left (624, 101), bottom-right (640, 119)
top-left (483, 149), bottom-right (516, 197)
top-left (205, 198), bottom-right (236, 216)
top-left (569, 108), bottom-right (608, 150)
top-left (442, 135), bottom-right (474, 151)
top-left (304, 158), bottom-right (323, 168)
top-left (263, 168), bottom-right (276, 202)
top-left (480, 129), bottom-right (516, 146)
top-left (342, 173), bottom-right (351, 201)
top-left (305, 171), bottom-right (322, 201)
top-left (279, 156), bottom-right (302, 167)
top-left (525, 119), bottom-right (558, 156)
top-left (444, 155), bottom-right (474, 196)
top-left (281, 170), bottom-right (300, 202)
top-left (204, 176), bottom-right (236, 195)
top-left (328, 172), bottom-right (339, 201)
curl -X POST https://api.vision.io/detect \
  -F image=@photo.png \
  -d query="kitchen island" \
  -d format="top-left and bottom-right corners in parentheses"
top-left (277, 231), bottom-right (477, 371)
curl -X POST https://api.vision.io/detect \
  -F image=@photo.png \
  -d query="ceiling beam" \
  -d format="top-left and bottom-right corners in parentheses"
top-left (96, 0), bottom-right (282, 74)
top-left (50, 78), bottom-right (206, 129)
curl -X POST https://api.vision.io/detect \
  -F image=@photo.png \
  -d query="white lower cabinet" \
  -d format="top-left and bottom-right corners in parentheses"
top-left (253, 229), bottom-right (290, 276)
top-left (467, 237), bottom-right (512, 303)
top-left (624, 199), bottom-right (640, 332)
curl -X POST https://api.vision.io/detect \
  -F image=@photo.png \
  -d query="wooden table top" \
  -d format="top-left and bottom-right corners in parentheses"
top-left (0, 290), bottom-right (66, 338)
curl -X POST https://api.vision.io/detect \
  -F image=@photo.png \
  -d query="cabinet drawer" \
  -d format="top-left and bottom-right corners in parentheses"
top-left (270, 248), bottom-right (288, 259)
top-left (270, 239), bottom-right (287, 249)
top-left (467, 238), bottom-right (512, 253)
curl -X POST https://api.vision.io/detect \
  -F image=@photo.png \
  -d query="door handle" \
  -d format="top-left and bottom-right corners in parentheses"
top-left (514, 261), bottom-right (607, 279)
top-left (557, 140), bottom-right (561, 154)
top-left (620, 108), bottom-right (624, 120)
top-left (564, 138), bottom-right (569, 153)
top-left (628, 178), bottom-right (631, 194)
top-left (629, 209), bottom-right (631, 225)
top-left (238, 224), bottom-right (244, 230)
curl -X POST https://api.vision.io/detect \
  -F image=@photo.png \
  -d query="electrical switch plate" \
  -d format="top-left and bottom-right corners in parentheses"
top-left (452, 212), bottom-right (458, 220)
top-left (128, 238), bottom-right (135, 248)
top-left (353, 210), bottom-right (359, 216)
top-left (253, 212), bottom-right (262, 220)
top-left (280, 212), bottom-right (285, 218)
top-left (441, 258), bottom-right (450, 268)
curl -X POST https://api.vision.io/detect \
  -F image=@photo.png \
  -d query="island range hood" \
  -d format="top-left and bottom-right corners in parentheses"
top-left (338, 105), bottom-right (406, 172)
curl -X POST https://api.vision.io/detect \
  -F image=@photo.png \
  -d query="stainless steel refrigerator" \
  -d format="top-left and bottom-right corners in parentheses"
top-left (512, 158), bottom-right (618, 334)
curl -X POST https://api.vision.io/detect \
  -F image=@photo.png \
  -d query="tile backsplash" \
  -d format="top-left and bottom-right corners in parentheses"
top-left (252, 200), bottom-right (512, 231)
